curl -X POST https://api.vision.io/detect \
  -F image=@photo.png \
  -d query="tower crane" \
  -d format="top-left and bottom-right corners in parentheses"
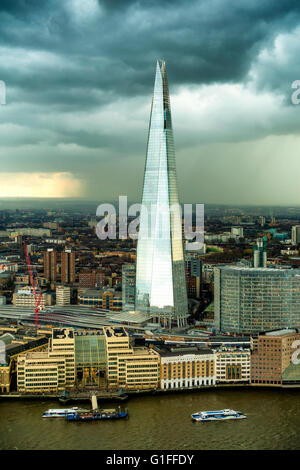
top-left (23, 241), bottom-right (42, 327)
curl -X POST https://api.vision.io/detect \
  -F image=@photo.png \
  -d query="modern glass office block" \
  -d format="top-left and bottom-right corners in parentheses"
top-left (135, 61), bottom-right (188, 327)
top-left (214, 266), bottom-right (300, 334)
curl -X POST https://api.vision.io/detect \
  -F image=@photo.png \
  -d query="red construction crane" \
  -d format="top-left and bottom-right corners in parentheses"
top-left (23, 241), bottom-right (42, 327)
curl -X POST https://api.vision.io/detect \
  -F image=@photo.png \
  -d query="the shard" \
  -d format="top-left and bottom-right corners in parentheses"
top-left (135, 60), bottom-right (188, 327)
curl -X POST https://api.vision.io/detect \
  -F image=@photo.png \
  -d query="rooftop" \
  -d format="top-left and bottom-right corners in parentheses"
top-left (219, 266), bottom-right (300, 274)
top-left (80, 288), bottom-right (122, 298)
top-left (20, 351), bottom-right (49, 360)
top-left (104, 326), bottom-right (127, 338)
top-left (154, 345), bottom-right (214, 357)
top-left (263, 328), bottom-right (299, 337)
top-left (132, 346), bottom-right (154, 356)
top-left (1, 336), bottom-right (48, 364)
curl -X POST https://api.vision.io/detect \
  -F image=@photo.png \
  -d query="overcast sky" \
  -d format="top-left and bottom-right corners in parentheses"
top-left (0, 0), bottom-right (300, 205)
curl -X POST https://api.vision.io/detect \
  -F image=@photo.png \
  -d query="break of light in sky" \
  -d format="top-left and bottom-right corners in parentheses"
top-left (0, 0), bottom-right (300, 204)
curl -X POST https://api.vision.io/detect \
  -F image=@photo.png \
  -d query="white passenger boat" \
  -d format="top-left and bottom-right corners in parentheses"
top-left (191, 409), bottom-right (246, 422)
top-left (42, 407), bottom-right (87, 418)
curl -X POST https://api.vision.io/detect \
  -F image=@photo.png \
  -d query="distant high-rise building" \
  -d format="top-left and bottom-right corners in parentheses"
top-left (61, 249), bottom-right (75, 284)
top-left (185, 255), bottom-right (202, 298)
top-left (252, 238), bottom-right (267, 268)
top-left (43, 248), bottom-right (57, 281)
top-left (185, 255), bottom-right (202, 278)
top-left (214, 266), bottom-right (300, 334)
top-left (291, 225), bottom-right (300, 245)
top-left (122, 264), bottom-right (136, 311)
top-left (135, 61), bottom-right (188, 327)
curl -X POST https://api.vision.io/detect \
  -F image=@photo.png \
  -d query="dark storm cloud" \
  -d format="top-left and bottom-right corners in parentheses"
top-left (1, 0), bottom-right (300, 107)
top-left (0, 0), bottom-right (45, 14)
top-left (1, 0), bottom-right (300, 203)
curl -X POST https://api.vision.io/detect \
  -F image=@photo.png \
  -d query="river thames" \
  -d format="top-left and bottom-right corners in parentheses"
top-left (0, 388), bottom-right (299, 450)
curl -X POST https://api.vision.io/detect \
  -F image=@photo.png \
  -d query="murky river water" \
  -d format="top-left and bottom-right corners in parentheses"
top-left (0, 388), bottom-right (299, 450)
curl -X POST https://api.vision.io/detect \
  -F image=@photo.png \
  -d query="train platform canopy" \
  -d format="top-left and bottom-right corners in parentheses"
top-left (106, 310), bottom-right (151, 326)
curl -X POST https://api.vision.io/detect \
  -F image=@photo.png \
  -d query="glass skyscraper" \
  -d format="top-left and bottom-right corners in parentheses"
top-left (135, 60), bottom-right (188, 327)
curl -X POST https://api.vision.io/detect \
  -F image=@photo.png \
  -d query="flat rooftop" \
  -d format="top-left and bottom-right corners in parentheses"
top-left (219, 266), bottom-right (300, 274)
top-left (104, 326), bottom-right (127, 338)
top-left (154, 345), bottom-right (214, 357)
top-left (264, 328), bottom-right (299, 337)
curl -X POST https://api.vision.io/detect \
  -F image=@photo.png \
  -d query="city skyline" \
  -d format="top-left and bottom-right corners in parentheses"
top-left (0, 1), bottom-right (300, 204)
top-left (1, 0), bottom-right (300, 455)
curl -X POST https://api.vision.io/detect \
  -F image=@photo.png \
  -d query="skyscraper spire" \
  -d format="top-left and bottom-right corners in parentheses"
top-left (135, 61), bottom-right (188, 327)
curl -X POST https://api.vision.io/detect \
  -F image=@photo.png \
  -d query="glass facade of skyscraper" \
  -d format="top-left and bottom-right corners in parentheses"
top-left (135, 61), bottom-right (188, 326)
top-left (214, 266), bottom-right (300, 334)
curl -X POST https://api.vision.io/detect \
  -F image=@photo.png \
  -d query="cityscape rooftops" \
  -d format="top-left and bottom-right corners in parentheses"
top-left (79, 288), bottom-right (122, 298)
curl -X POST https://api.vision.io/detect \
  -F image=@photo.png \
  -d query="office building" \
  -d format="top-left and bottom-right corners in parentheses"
top-left (104, 327), bottom-right (160, 390)
top-left (186, 277), bottom-right (200, 298)
top-left (0, 336), bottom-right (48, 393)
top-left (17, 352), bottom-right (67, 393)
top-left (251, 328), bottom-right (300, 386)
top-left (214, 266), bottom-right (300, 334)
top-left (78, 269), bottom-right (105, 288)
top-left (43, 248), bottom-right (57, 282)
top-left (135, 61), bottom-right (188, 327)
top-left (122, 264), bottom-right (136, 311)
top-left (215, 348), bottom-right (251, 384)
top-left (185, 255), bottom-right (202, 298)
top-left (252, 238), bottom-right (267, 268)
top-left (78, 288), bottom-right (122, 310)
top-left (56, 285), bottom-right (71, 305)
top-left (291, 225), bottom-right (300, 245)
top-left (12, 287), bottom-right (53, 307)
top-left (61, 249), bottom-right (75, 284)
top-left (48, 328), bottom-right (75, 387)
top-left (185, 255), bottom-right (202, 278)
top-left (156, 346), bottom-right (215, 390)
